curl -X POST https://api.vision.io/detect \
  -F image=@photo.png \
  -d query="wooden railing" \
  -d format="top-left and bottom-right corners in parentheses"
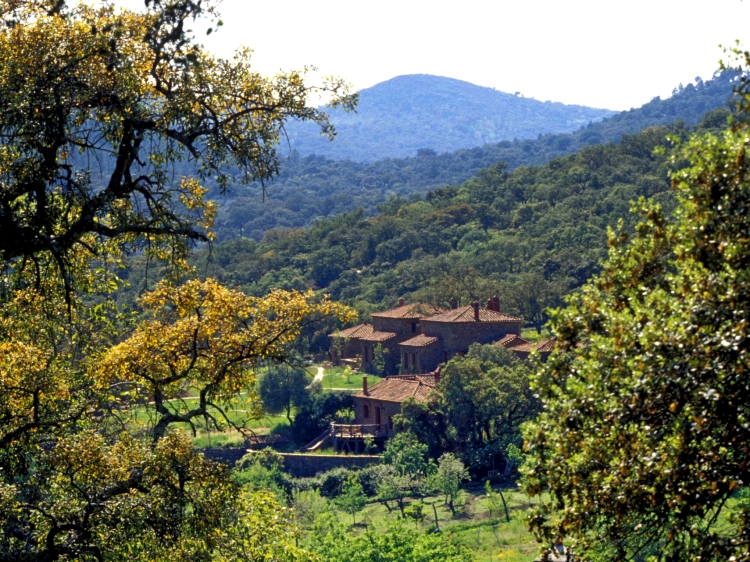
top-left (331, 422), bottom-right (388, 438)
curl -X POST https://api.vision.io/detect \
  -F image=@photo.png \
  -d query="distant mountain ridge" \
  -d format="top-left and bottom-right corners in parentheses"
top-left (213, 71), bottom-right (737, 241)
top-left (282, 74), bottom-right (616, 162)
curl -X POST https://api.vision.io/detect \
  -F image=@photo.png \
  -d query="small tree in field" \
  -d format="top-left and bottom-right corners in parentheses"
top-left (432, 453), bottom-right (470, 515)
top-left (335, 474), bottom-right (367, 525)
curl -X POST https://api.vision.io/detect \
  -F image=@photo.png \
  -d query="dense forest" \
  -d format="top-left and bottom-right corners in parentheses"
top-left (214, 71), bottom-right (736, 240)
top-left (126, 114), bottom-right (731, 350)
top-left (281, 74), bottom-right (615, 161)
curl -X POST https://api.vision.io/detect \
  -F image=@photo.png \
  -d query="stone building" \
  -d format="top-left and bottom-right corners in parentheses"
top-left (329, 296), bottom-right (527, 375)
top-left (349, 374), bottom-right (437, 439)
top-left (358, 299), bottom-right (445, 374)
top-left (329, 322), bottom-right (372, 364)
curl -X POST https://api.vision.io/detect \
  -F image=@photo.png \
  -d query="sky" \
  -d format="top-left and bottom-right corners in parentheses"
top-left (114, 0), bottom-right (750, 111)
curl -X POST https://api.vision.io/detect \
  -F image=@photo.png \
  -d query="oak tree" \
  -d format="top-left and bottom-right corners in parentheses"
top-left (523, 50), bottom-right (750, 562)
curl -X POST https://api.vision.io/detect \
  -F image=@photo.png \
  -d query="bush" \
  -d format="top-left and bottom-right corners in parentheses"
top-left (357, 463), bottom-right (392, 497)
top-left (316, 467), bottom-right (351, 499)
top-left (233, 450), bottom-right (293, 498)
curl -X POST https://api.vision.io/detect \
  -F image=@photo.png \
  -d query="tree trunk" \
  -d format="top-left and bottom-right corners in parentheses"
top-left (498, 490), bottom-right (510, 522)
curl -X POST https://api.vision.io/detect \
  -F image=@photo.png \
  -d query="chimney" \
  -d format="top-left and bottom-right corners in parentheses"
top-left (398, 297), bottom-right (405, 307)
top-left (486, 297), bottom-right (493, 310)
top-left (473, 301), bottom-right (480, 321)
top-left (363, 374), bottom-right (368, 395)
top-left (492, 295), bottom-right (500, 312)
top-left (433, 365), bottom-right (441, 385)
top-left (450, 297), bottom-right (458, 309)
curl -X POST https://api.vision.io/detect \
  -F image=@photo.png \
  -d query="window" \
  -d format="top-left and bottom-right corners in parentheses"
top-left (443, 351), bottom-right (448, 362)
top-left (363, 405), bottom-right (370, 419)
top-left (411, 322), bottom-right (417, 333)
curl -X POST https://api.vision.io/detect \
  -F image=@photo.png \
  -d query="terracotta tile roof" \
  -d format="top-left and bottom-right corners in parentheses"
top-left (511, 338), bottom-right (557, 354)
top-left (329, 323), bottom-right (373, 339)
top-left (389, 374), bottom-right (440, 386)
top-left (361, 331), bottom-right (398, 342)
top-left (423, 305), bottom-right (522, 323)
top-left (534, 337), bottom-right (557, 353)
top-left (496, 334), bottom-right (532, 348)
top-left (371, 302), bottom-right (447, 319)
top-left (352, 378), bottom-right (435, 403)
top-left (399, 334), bottom-right (441, 348)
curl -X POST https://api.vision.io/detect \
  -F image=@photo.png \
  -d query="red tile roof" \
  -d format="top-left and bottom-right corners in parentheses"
top-left (534, 337), bottom-right (557, 353)
top-left (511, 338), bottom-right (557, 354)
top-left (423, 305), bottom-right (522, 323)
top-left (329, 323), bottom-right (373, 339)
top-left (361, 331), bottom-right (398, 342)
top-left (352, 378), bottom-right (435, 403)
top-left (496, 334), bottom-right (532, 348)
top-left (399, 334), bottom-right (440, 348)
top-left (371, 302), bottom-right (447, 319)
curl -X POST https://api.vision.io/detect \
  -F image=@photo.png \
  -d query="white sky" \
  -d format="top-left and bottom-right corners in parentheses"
top-left (113, 0), bottom-right (750, 111)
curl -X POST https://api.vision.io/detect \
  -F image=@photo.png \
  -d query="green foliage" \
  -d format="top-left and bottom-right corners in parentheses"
top-left (372, 342), bottom-right (388, 375)
top-left (292, 488), bottom-right (332, 531)
top-left (182, 119), bottom-right (739, 340)
top-left (233, 450), bottom-right (293, 499)
top-left (207, 71), bottom-right (735, 242)
top-left (291, 390), bottom-right (354, 445)
top-left (258, 362), bottom-right (311, 423)
top-left (334, 474), bottom-right (367, 524)
top-left (384, 433), bottom-right (434, 479)
top-left (310, 519), bottom-right (472, 562)
top-left (398, 344), bottom-right (539, 471)
top-left (0, 1), bottom-right (354, 558)
top-left (523, 54), bottom-right (750, 561)
top-left (431, 453), bottom-right (470, 515)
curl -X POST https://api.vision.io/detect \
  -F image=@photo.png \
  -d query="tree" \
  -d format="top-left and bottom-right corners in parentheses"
top-left (258, 362), bottom-right (310, 425)
top-left (378, 433), bottom-right (435, 515)
top-left (0, 1), bottom-right (355, 558)
top-left (523, 51), bottom-right (750, 562)
top-left (99, 279), bottom-right (352, 442)
top-left (0, 0), bottom-right (354, 299)
top-left (291, 389), bottom-right (354, 445)
top-left (334, 474), bottom-right (367, 525)
top-left (431, 453), bottom-right (469, 515)
top-left (435, 344), bottom-right (540, 470)
top-left (373, 342), bottom-right (388, 375)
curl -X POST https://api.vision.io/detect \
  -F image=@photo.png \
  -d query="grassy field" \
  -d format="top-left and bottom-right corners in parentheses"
top-left (124, 364), bottom-right (380, 448)
top-left (318, 366), bottom-right (382, 390)
top-left (320, 483), bottom-right (546, 562)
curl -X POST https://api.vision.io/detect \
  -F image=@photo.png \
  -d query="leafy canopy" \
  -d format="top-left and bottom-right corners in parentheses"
top-left (523, 48), bottom-right (750, 562)
top-left (0, 0), bottom-right (354, 297)
top-left (0, 0), bottom-right (355, 559)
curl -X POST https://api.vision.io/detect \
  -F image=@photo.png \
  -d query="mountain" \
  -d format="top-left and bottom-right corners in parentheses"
top-left (213, 71), bottom-right (737, 241)
top-left (282, 74), bottom-right (616, 162)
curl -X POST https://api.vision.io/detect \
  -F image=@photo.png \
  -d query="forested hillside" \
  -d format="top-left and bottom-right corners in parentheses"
top-left (215, 72), bottom-right (736, 240)
top-left (168, 121), bottom-right (721, 345)
top-left (281, 74), bottom-right (615, 161)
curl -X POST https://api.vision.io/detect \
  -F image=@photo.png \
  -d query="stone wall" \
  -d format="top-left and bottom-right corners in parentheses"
top-left (200, 448), bottom-right (381, 478)
top-left (279, 453), bottom-right (381, 477)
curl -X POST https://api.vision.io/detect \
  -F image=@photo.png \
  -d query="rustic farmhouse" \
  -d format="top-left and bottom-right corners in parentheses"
top-left (330, 296), bottom-right (526, 375)
top-left (325, 297), bottom-right (555, 448)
